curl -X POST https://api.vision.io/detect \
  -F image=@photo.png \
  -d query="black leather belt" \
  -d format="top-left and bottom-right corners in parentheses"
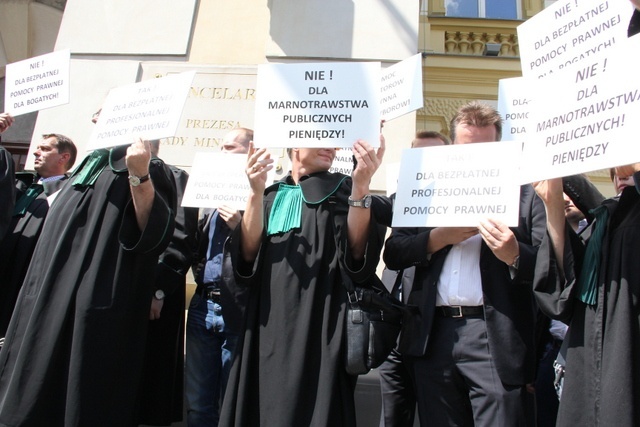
top-left (437, 305), bottom-right (484, 318)
top-left (197, 284), bottom-right (221, 303)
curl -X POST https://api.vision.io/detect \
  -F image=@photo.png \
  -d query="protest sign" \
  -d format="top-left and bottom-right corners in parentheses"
top-left (181, 152), bottom-right (275, 210)
top-left (253, 62), bottom-right (380, 148)
top-left (5, 49), bottom-right (71, 116)
top-left (386, 162), bottom-right (400, 196)
top-left (392, 141), bottom-right (521, 228)
top-left (380, 53), bottom-right (424, 121)
top-left (329, 150), bottom-right (354, 175)
top-left (518, 0), bottom-right (633, 78)
top-left (520, 35), bottom-right (640, 183)
top-left (498, 77), bottom-right (532, 142)
top-left (87, 71), bottom-right (195, 150)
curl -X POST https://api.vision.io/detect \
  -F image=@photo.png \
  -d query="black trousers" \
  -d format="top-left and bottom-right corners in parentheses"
top-left (406, 316), bottom-right (527, 427)
top-left (378, 347), bottom-right (416, 427)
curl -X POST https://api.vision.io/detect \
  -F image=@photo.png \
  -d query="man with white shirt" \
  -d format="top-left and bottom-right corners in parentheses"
top-left (384, 102), bottom-right (546, 426)
top-left (0, 133), bottom-right (77, 342)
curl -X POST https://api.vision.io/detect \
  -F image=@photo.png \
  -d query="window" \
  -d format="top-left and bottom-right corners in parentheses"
top-left (445, 0), bottom-right (520, 19)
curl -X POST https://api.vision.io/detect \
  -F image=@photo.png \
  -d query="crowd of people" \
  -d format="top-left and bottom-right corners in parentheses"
top-left (0, 5), bottom-right (638, 427)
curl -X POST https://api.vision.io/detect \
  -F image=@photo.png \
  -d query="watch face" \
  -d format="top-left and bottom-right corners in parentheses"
top-left (363, 195), bottom-right (372, 208)
top-left (129, 175), bottom-right (141, 186)
top-left (155, 289), bottom-right (165, 300)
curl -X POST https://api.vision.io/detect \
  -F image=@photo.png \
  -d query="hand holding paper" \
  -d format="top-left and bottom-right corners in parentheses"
top-left (478, 219), bottom-right (519, 266)
top-left (351, 135), bottom-right (385, 197)
top-left (218, 205), bottom-right (242, 231)
top-left (0, 113), bottom-right (14, 133)
top-left (245, 143), bottom-right (274, 195)
top-left (126, 138), bottom-right (151, 178)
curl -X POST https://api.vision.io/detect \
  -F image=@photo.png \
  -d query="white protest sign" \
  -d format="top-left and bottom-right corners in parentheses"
top-left (498, 77), bottom-right (533, 142)
top-left (87, 71), bottom-right (195, 150)
top-left (5, 49), bottom-right (70, 116)
top-left (253, 62), bottom-right (380, 148)
top-left (386, 162), bottom-right (400, 196)
top-left (380, 53), bottom-right (424, 121)
top-left (517, 0), bottom-right (633, 78)
top-left (329, 150), bottom-right (354, 175)
top-left (392, 142), bottom-right (521, 227)
top-left (520, 35), bottom-right (640, 183)
top-left (182, 152), bottom-right (275, 210)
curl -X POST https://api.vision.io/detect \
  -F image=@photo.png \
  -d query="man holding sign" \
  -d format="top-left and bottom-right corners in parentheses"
top-left (384, 102), bottom-right (545, 426)
top-left (185, 128), bottom-right (252, 426)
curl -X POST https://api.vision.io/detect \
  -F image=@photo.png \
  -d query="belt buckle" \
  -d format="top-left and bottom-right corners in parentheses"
top-left (451, 306), bottom-right (463, 318)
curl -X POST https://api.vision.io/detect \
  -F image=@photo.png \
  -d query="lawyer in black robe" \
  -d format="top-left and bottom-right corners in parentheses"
top-left (533, 168), bottom-right (640, 426)
top-left (220, 142), bottom-right (385, 426)
top-left (0, 173), bottom-right (69, 338)
top-left (0, 141), bottom-right (176, 427)
top-left (0, 146), bottom-right (15, 240)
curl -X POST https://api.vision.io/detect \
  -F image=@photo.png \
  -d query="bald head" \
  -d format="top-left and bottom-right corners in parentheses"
top-left (222, 128), bottom-right (253, 154)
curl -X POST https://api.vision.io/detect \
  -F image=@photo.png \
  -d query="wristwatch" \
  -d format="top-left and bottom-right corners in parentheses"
top-left (128, 173), bottom-right (150, 187)
top-left (154, 289), bottom-right (166, 300)
top-left (348, 194), bottom-right (372, 208)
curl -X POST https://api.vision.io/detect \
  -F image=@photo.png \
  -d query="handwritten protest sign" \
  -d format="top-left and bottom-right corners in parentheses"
top-left (87, 71), bottom-right (195, 150)
top-left (182, 152), bottom-right (275, 210)
top-left (392, 141), bottom-right (521, 227)
top-left (520, 35), bottom-right (640, 183)
top-left (518, 0), bottom-right (633, 78)
top-left (5, 49), bottom-right (70, 116)
top-left (253, 62), bottom-right (380, 148)
top-left (380, 53), bottom-right (424, 121)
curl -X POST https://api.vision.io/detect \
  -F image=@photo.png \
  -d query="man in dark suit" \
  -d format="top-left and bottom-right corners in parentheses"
top-left (384, 101), bottom-right (545, 426)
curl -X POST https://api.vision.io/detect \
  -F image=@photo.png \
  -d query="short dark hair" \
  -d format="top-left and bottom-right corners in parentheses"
top-left (449, 101), bottom-right (502, 143)
top-left (42, 133), bottom-right (77, 170)
top-left (412, 130), bottom-right (450, 147)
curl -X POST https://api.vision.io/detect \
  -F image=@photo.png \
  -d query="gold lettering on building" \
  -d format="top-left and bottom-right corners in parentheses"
top-left (189, 87), bottom-right (256, 101)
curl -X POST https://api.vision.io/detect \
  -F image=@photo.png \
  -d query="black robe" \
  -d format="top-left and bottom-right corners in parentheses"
top-left (534, 174), bottom-right (640, 426)
top-left (220, 172), bottom-right (385, 427)
top-left (137, 165), bottom-right (198, 426)
top-left (0, 175), bottom-right (68, 338)
top-left (0, 146), bottom-right (176, 427)
top-left (0, 146), bottom-right (15, 240)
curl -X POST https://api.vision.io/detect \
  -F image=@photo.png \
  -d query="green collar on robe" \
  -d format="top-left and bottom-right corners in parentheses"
top-left (266, 172), bottom-right (348, 236)
top-left (71, 145), bottom-right (130, 187)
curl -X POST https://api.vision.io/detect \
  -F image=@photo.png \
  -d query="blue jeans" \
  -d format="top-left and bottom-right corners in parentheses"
top-left (185, 292), bottom-right (238, 427)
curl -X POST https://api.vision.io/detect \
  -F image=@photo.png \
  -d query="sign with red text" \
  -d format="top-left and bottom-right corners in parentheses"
top-left (380, 53), bottom-right (424, 121)
top-left (520, 35), bottom-right (640, 183)
top-left (88, 70), bottom-right (195, 150)
top-left (518, 0), bottom-right (633, 78)
top-left (5, 49), bottom-right (70, 116)
top-left (392, 141), bottom-right (521, 227)
top-left (253, 62), bottom-right (380, 148)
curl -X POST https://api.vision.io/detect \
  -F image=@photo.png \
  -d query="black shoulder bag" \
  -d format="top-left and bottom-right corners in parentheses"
top-left (337, 267), bottom-right (405, 375)
top-left (328, 196), bottom-right (406, 375)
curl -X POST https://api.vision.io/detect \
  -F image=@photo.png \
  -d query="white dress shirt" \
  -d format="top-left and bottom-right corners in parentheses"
top-left (436, 234), bottom-right (483, 306)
